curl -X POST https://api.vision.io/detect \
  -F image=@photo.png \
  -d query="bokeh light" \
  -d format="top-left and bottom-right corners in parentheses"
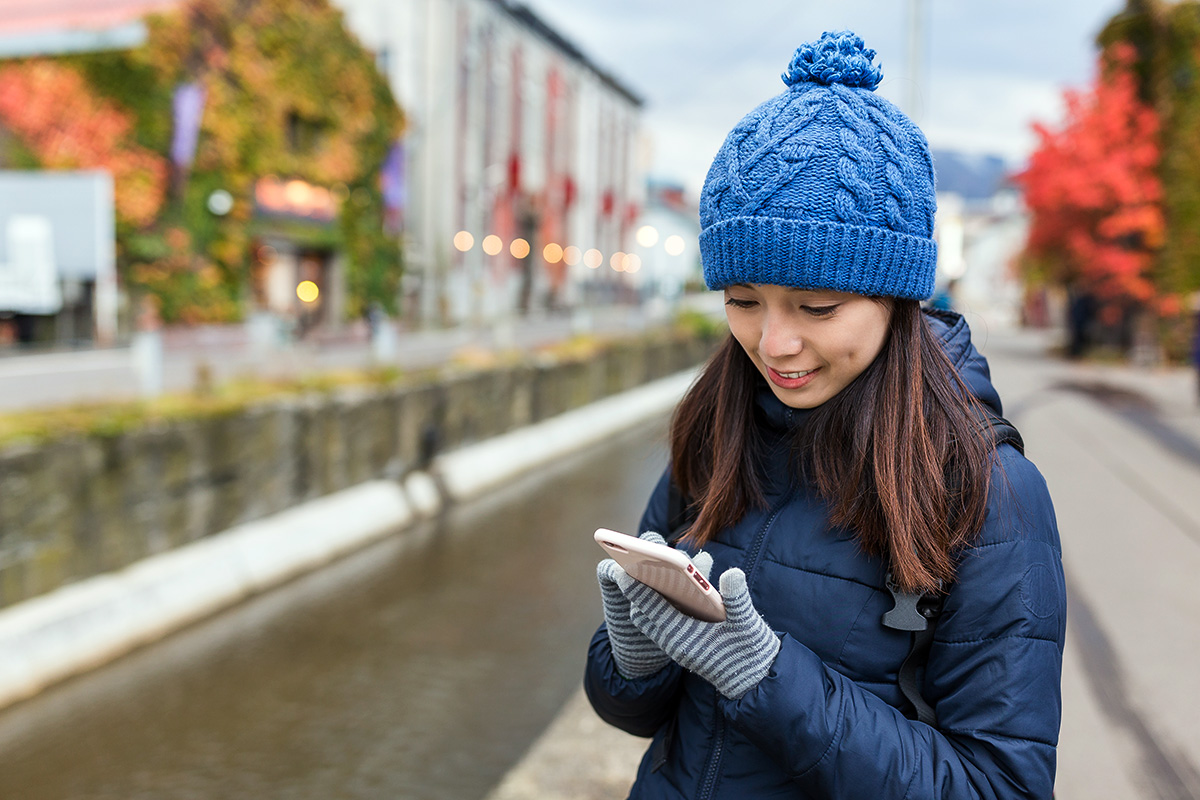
top-left (664, 235), bottom-right (686, 256)
top-left (610, 251), bottom-right (626, 271)
top-left (636, 225), bottom-right (659, 248)
top-left (584, 249), bottom-right (603, 269)
top-left (482, 235), bottom-right (503, 256)
top-left (206, 189), bottom-right (234, 216)
top-left (563, 246), bottom-right (582, 266)
top-left (543, 243), bottom-right (564, 263)
top-left (626, 253), bottom-right (642, 273)
top-left (296, 280), bottom-right (320, 303)
top-left (454, 231), bottom-right (475, 252)
top-left (285, 180), bottom-right (311, 207)
top-left (510, 237), bottom-right (531, 258)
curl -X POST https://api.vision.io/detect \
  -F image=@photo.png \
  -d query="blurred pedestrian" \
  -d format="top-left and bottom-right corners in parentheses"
top-left (927, 277), bottom-right (959, 312)
top-left (1192, 304), bottom-right (1200, 404)
top-left (365, 301), bottom-right (384, 337)
top-left (585, 31), bottom-right (1065, 799)
top-left (1066, 286), bottom-right (1094, 359)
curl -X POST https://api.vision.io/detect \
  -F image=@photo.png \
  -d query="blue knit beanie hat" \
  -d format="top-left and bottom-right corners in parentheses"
top-left (700, 31), bottom-right (937, 299)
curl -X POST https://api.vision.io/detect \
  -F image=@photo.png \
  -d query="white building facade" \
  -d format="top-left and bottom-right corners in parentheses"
top-left (625, 182), bottom-right (702, 310)
top-left (336, 0), bottom-right (646, 325)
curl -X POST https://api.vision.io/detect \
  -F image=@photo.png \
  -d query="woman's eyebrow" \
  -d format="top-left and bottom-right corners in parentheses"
top-left (782, 288), bottom-right (837, 298)
top-left (726, 284), bottom-right (839, 299)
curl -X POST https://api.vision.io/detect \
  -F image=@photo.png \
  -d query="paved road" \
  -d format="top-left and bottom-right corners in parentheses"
top-left (489, 323), bottom-right (1200, 800)
top-left (979, 326), bottom-right (1200, 800)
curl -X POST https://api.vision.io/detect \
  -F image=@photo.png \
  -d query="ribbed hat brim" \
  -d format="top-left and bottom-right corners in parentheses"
top-left (700, 217), bottom-right (937, 300)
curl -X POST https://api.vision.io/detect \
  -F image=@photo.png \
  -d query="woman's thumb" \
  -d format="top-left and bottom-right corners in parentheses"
top-left (718, 567), bottom-right (749, 607)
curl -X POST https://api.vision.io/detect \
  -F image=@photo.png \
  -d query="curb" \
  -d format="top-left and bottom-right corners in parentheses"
top-left (483, 688), bottom-right (646, 800)
top-left (0, 367), bottom-right (699, 712)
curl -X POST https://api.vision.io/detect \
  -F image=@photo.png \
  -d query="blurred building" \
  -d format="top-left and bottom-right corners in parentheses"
top-left (625, 181), bottom-right (701, 315)
top-left (0, 0), bottom-right (402, 343)
top-left (0, 171), bottom-right (118, 345)
top-left (335, 0), bottom-right (647, 324)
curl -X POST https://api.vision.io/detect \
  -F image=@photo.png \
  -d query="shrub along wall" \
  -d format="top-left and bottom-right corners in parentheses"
top-left (0, 332), bottom-right (718, 608)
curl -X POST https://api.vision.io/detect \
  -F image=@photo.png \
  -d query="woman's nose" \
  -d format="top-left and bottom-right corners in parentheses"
top-left (759, 314), bottom-right (803, 360)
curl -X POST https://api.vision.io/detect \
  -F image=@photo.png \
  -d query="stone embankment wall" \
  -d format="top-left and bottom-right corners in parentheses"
top-left (0, 333), bottom-right (717, 608)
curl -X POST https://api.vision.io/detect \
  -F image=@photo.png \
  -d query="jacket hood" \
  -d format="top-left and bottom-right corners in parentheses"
top-left (925, 309), bottom-right (1003, 416)
top-left (754, 309), bottom-right (1003, 428)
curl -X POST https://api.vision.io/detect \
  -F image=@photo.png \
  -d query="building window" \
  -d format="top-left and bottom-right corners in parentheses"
top-left (286, 111), bottom-right (328, 155)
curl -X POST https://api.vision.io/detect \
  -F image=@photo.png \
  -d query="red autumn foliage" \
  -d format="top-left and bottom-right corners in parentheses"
top-left (1016, 43), bottom-right (1165, 306)
top-left (0, 60), bottom-right (168, 227)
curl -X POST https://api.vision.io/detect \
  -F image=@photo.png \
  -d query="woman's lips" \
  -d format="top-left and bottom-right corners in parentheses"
top-left (766, 365), bottom-right (819, 390)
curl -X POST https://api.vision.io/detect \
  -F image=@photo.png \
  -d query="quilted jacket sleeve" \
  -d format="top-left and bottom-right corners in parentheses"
top-left (722, 448), bottom-right (1066, 799)
top-left (583, 468), bottom-right (686, 737)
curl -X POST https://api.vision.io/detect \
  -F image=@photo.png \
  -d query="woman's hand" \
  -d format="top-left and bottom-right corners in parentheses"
top-left (617, 565), bottom-right (780, 700)
top-left (596, 532), bottom-right (712, 680)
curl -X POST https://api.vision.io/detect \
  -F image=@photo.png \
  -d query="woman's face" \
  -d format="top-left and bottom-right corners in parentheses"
top-left (723, 284), bottom-right (893, 409)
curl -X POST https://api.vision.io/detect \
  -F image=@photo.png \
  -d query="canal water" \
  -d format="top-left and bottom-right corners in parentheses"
top-left (0, 416), bottom-right (671, 800)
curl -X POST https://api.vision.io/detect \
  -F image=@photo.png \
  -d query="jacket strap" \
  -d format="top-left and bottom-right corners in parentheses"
top-left (665, 479), bottom-right (695, 544)
top-left (977, 408), bottom-right (1025, 455)
top-left (898, 621), bottom-right (941, 726)
top-left (883, 573), bottom-right (944, 727)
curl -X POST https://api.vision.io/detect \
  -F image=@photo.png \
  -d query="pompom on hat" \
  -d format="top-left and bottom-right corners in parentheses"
top-left (700, 31), bottom-right (937, 300)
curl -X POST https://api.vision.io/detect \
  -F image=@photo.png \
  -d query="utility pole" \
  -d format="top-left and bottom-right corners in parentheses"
top-left (906, 0), bottom-right (927, 124)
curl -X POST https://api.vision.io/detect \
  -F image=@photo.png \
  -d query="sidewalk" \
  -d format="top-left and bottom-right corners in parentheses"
top-left (0, 305), bottom-right (662, 412)
top-left (484, 328), bottom-right (1200, 800)
top-left (484, 690), bottom-right (645, 800)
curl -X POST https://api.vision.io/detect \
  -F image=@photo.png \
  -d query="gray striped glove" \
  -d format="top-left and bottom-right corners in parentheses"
top-left (596, 532), bottom-right (712, 680)
top-left (618, 566), bottom-right (780, 700)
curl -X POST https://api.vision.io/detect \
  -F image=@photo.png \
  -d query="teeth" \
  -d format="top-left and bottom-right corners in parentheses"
top-left (778, 369), bottom-right (815, 379)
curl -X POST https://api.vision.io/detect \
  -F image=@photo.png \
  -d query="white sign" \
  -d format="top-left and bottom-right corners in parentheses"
top-left (0, 170), bottom-right (116, 340)
top-left (0, 215), bottom-right (62, 314)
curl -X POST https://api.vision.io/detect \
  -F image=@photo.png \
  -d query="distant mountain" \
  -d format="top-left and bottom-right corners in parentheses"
top-left (931, 150), bottom-right (1015, 201)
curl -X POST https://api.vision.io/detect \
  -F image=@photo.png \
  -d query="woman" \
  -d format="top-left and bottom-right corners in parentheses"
top-left (584, 31), bottom-right (1066, 799)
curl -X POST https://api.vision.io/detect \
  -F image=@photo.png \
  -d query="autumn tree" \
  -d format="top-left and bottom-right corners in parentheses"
top-left (1016, 43), bottom-right (1167, 320)
top-left (1099, 0), bottom-right (1200, 359)
top-left (0, 61), bottom-right (168, 228)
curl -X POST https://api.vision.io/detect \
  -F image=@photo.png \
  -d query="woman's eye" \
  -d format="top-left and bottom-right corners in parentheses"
top-left (802, 305), bottom-right (840, 317)
top-left (725, 297), bottom-right (757, 309)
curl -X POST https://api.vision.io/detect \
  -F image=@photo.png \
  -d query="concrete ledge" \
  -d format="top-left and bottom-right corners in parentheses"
top-left (432, 369), bottom-right (697, 502)
top-left (0, 367), bottom-right (698, 711)
top-left (0, 480), bottom-right (412, 709)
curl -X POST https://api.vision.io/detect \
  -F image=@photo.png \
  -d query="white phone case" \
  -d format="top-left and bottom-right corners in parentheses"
top-left (594, 528), bottom-right (726, 622)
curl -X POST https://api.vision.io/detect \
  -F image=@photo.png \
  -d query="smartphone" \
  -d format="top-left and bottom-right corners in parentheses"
top-left (594, 528), bottom-right (726, 622)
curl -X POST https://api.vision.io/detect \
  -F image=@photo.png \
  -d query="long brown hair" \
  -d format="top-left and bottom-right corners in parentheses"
top-left (669, 300), bottom-right (993, 593)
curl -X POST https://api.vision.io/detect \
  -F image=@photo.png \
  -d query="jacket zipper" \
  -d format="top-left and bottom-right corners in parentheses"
top-left (697, 496), bottom-right (790, 800)
top-left (744, 492), bottom-right (791, 586)
top-left (698, 698), bottom-right (726, 800)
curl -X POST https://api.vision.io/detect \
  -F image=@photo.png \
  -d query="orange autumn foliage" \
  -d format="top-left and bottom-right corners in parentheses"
top-left (1017, 43), bottom-right (1165, 305)
top-left (0, 60), bottom-right (168, 227)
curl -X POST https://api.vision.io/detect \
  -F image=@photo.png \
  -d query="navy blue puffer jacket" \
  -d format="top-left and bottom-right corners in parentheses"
top-left (584, 312), bottom-right (1066, 799)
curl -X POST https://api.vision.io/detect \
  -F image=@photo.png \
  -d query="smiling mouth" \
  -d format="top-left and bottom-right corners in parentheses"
top-left (765, 365), bottom-right (821, 389)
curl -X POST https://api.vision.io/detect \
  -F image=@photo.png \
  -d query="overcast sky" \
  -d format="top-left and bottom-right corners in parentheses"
top-left (522, 0), bottom-right (1127, 196)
